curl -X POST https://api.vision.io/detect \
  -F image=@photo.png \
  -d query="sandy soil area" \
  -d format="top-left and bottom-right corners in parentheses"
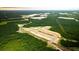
top-left (17, 25), bottom-right (70, 51)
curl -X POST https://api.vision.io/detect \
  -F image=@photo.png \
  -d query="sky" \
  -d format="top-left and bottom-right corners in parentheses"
top-left (0, 0), bottom-right (79, 10)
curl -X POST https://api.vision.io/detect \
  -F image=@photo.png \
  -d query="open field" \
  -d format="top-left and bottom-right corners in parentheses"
top-left (0, 10), bottom-right (79, 51)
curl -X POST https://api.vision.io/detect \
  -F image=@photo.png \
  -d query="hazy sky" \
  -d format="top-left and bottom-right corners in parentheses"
top-left (0, 0), bottom-right (79, 10)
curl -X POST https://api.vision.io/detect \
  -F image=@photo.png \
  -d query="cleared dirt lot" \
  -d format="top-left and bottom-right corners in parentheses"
top-left (17, 25), bottom-right (70, 51)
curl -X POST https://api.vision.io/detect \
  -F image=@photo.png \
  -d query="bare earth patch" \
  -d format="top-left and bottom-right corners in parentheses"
top-left (17, 24), bottom-right (70, 51)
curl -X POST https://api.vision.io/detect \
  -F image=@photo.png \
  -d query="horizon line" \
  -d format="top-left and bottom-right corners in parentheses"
top-left (0, 7), bottom-right (79, 10)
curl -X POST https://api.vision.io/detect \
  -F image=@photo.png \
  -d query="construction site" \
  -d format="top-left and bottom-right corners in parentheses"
top-left (0, 10), bottom-right (79, 51)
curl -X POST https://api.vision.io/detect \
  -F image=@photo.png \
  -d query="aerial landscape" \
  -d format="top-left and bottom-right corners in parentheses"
top-left (0, 7), bottom-right (79, 51)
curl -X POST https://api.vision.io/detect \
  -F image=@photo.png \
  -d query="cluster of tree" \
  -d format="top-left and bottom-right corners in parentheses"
top-left (0, 11), bottom-right (21, 19)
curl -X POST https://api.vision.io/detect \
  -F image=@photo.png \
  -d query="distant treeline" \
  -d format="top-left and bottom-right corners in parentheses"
top-left (0, 10), bottom-right (79, 19)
